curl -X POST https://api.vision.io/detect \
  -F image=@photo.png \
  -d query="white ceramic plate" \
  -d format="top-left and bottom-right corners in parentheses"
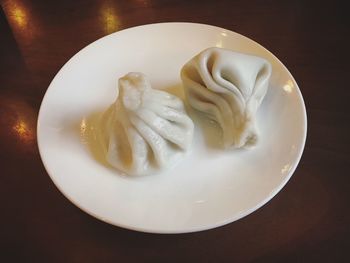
top-left (37, 23), bottom-right (307, 233)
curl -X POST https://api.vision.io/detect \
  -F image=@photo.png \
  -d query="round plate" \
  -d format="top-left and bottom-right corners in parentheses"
top-left (37, 23), bottom-right (307, 233)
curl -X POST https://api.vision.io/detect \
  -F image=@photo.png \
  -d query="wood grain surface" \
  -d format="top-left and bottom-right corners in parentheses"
top-left (0, 0), bottom-right (349, 262)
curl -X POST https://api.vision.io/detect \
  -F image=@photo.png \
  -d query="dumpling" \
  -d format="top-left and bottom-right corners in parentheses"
top-left (181, 47), bottom-right (272, 148)
top-left (95, 72), bottom-right (194, 176)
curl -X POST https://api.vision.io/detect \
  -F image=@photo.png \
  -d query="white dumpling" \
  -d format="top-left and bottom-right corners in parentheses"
top-left (181, 47), bottom-right (272, 148)
top-left (96, 72), bottom-right (194, 176)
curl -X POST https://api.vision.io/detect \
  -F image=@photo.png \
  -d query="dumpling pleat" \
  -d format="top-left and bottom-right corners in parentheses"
top-left (129, 113), bottom-right (171, 167)
top-left (134, 108), bottom-right (190, 151)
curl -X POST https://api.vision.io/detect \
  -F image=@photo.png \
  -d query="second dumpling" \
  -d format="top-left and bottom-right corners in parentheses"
top-left (181, 47), bottom-right (272, 148)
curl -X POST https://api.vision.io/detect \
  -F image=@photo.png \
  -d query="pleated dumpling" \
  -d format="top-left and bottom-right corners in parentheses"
top-left (181, 47), bottom-right (272, 148)
top-left (96, 72), bottom-right (194, 176)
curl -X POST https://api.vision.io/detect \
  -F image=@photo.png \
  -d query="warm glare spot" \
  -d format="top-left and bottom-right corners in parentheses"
top-left (11, 6), bottom-right (27, 28)
top-left (80, 118), bottom-right (87, 134)
top-left (101, 6), bottom-right (120, 34)
top-left (14, 120), bottom-right (27, 135)
top-left (281, 164), bottom-right (291, 174)
top-left (13, 119), bottom-right (33, 142)
top-left (4, 0), bottom-right (40, 44)
top-left (283, 80), bottom-right (294, 93)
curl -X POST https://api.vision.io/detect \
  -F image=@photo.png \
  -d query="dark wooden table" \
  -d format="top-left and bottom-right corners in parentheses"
top-left (1, 0), bottom-right (349, 262)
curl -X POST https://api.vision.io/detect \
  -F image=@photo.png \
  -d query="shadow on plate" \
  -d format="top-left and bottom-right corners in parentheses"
top-left (165, 84), bottom-right (224, 150)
